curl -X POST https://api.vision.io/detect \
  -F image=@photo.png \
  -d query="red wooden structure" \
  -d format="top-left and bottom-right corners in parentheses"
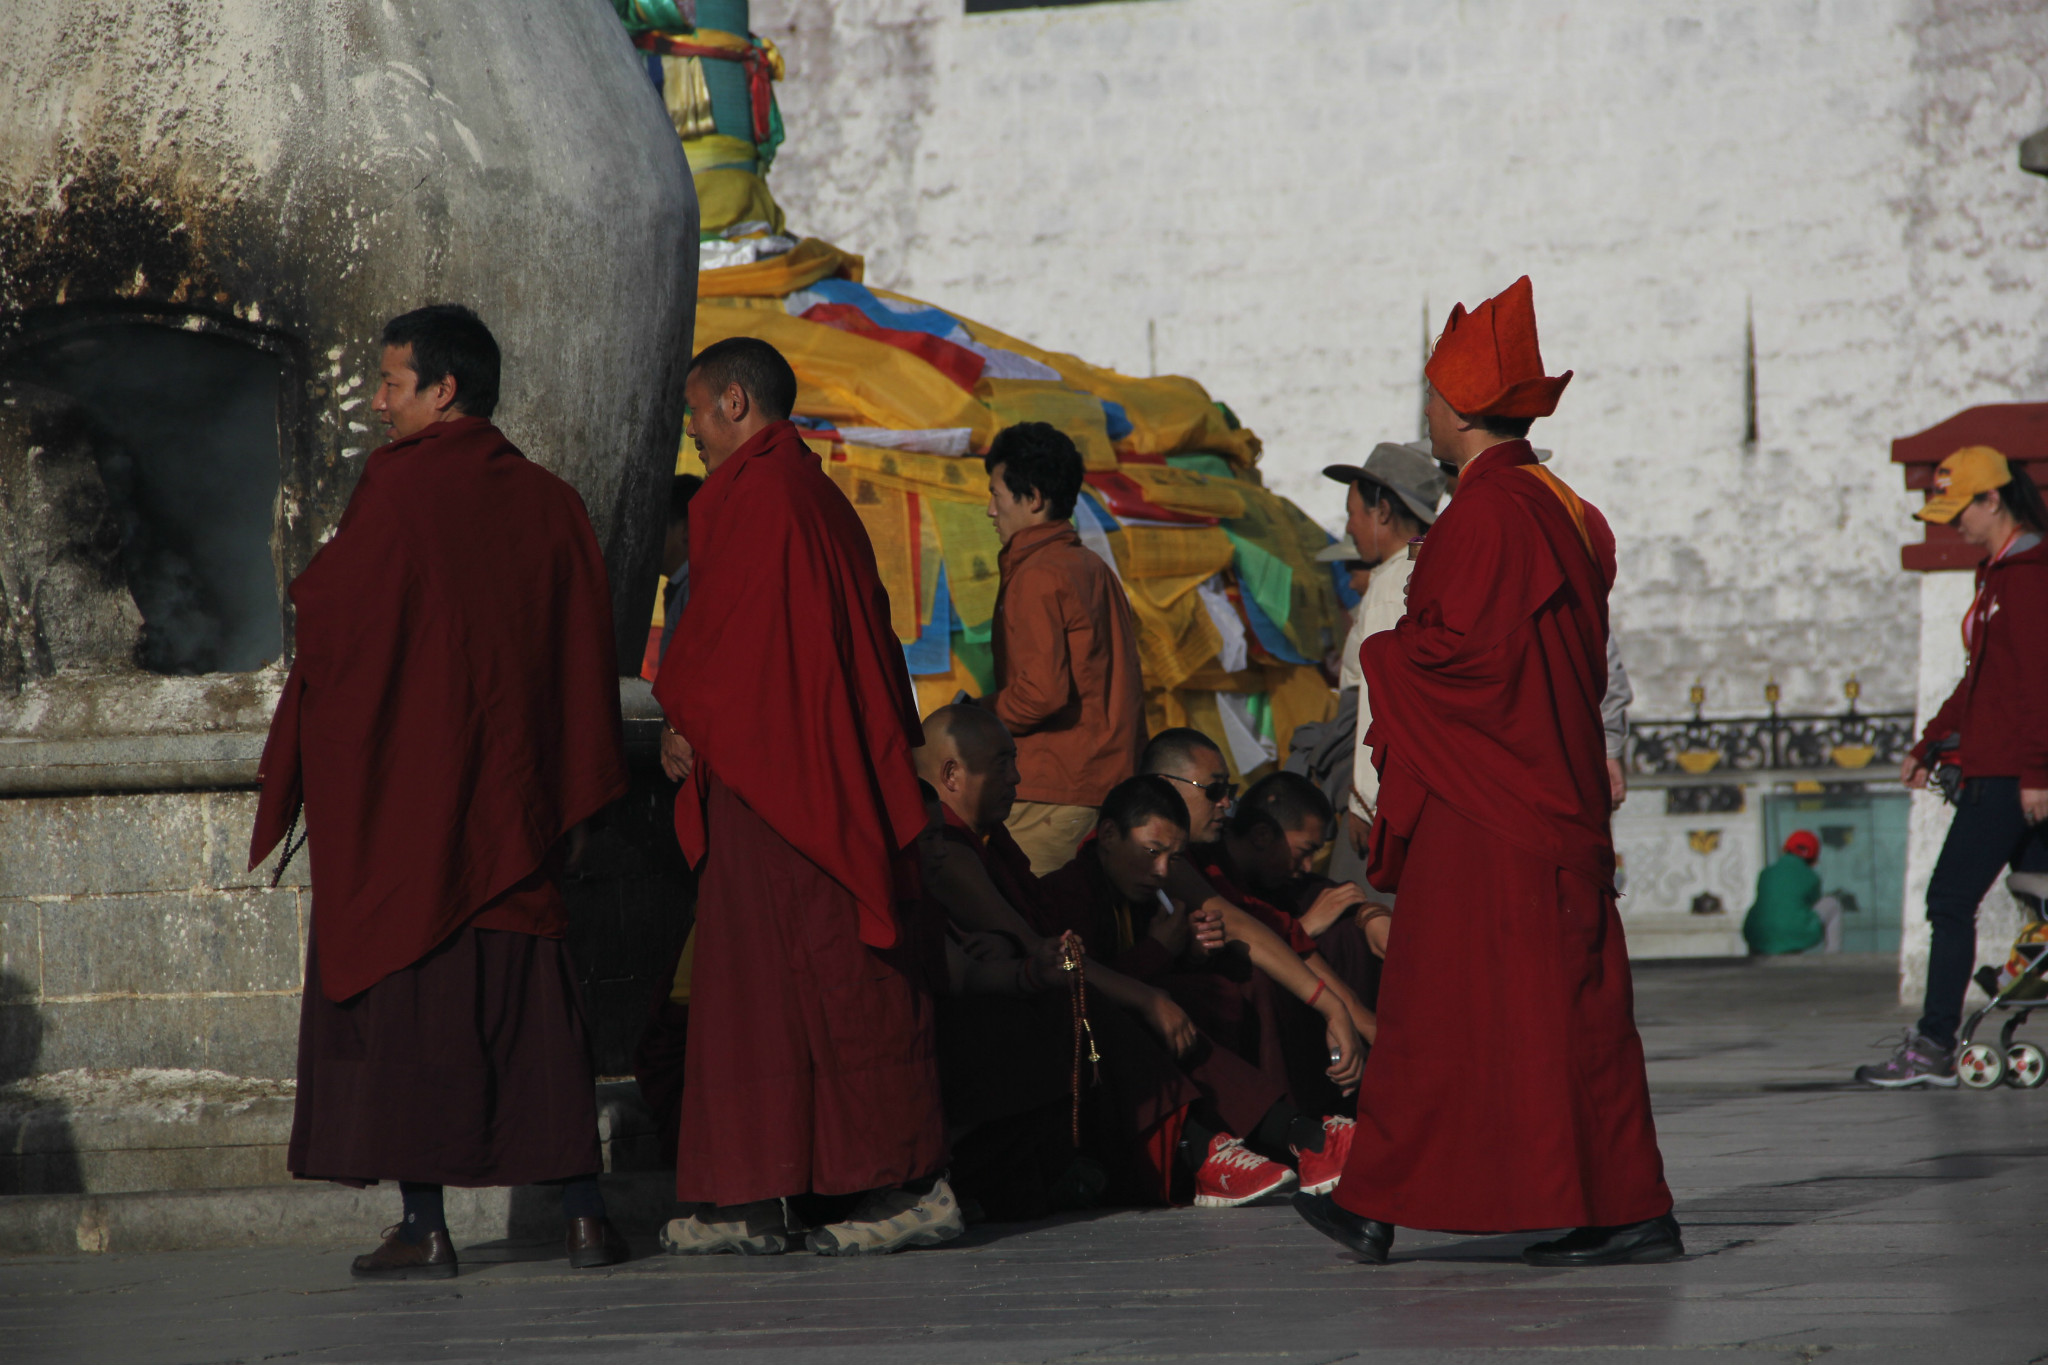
top-left (1892, 403), bottom-right (2048, 570)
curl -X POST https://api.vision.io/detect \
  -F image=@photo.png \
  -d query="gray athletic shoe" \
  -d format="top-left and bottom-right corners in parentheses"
top-left (804, 1175), bottom-right (965, 1256)
top-left (658, 1199), bottom-right (790, 1256)
top-left (1854, 1030), bottom-right (1958, 1089)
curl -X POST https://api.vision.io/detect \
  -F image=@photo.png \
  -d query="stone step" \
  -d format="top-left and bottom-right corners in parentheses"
top-left (1620, 912), bottom-right (1748, 959)
top-left (0, 1168), bottom-right (678, 1256)
top-left (1, 1071), bottom-right (666, 1196)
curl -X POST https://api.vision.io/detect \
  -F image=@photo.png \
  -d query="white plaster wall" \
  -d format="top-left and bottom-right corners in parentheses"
top-left (754, 0), bottom-right (2048, 720)
top-left (1899, 569), bottom-right (2019, 1008)
top-left (1613, 787), bottom-right (1757, 959)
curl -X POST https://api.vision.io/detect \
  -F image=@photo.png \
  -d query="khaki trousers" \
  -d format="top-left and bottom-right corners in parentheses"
top-left (1005, 801), bottom-right (1100, 876)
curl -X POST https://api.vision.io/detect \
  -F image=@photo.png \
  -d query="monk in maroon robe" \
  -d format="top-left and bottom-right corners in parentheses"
top-left (250, 305), bottom-right (630, 1281)
top-left (651, 337), bottom-right (954, 1258)
top-left (1294, 278), bottom-right (1678, 1268)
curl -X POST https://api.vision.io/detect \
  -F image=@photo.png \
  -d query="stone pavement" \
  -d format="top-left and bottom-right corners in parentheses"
top-left (5, 955), bottom-right (2046, 1364)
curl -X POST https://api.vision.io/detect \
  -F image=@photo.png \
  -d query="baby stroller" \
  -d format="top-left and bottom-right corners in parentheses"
top-left (1955, 872), bottom-right (2048, 1089)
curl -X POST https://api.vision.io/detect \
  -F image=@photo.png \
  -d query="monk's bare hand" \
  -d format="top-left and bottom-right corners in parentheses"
top-left (1016, 934), bottom-right (1072, 993)
top-left (1143, 990), bottom-right (1199, 1059)
top-left (1900, 755), bottom-right (1930, 790)
top-left (1606, 756), bottom-right (1627, 811)
top-left (2025, 788), bottom-right (2048, 825)
top-left (1346, 810), bottom-right (1372, 855)
top-left (1300, 882), bottom-right (1369, 938)
top-left (563, 821), bottom-right (592, 876)
top-left (1188, 902), bottom-right (1227, 953)
top-left (659, 727), bottom-right (695, 783)
top-left (1323, 1011), bottom-right (1364, 1095)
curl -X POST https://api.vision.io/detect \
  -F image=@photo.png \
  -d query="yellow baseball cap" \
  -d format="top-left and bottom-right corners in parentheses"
top-left (1916, 446), bottom-right (2012, 524)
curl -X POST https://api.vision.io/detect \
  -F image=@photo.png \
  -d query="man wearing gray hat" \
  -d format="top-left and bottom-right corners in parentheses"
top-left (1315, 442), bottom-right (1446, 892)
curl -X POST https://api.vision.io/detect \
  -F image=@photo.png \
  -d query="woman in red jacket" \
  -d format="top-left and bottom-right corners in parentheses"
top-left (1859, 447), bottom-right (2048, 1088)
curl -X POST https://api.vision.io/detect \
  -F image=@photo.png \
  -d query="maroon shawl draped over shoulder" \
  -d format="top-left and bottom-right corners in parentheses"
top-left (249, 416), bottom-right (628, 1001)
top-left (1360, 439), bottom-right (1616, 889)
top-left (653, 420), bottom-right (926, 949)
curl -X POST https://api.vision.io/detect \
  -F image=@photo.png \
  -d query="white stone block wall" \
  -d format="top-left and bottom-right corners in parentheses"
top-left (755, 0), bottom-right (2048, 723)
top-left (1613, 787), bottom-right (1757, 960)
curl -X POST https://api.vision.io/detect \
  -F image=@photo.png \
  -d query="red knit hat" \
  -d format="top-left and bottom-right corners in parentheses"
top-left (1424, 276), bottom-right (1573, 419)
top-left (1784, 830), bottom-right (1821, 862)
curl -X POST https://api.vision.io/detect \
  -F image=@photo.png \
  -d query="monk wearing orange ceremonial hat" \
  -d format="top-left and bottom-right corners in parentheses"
top-left (1293, 277), bottom-right (1679, 1267)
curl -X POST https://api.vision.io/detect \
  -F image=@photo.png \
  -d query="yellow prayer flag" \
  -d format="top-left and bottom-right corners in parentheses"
top-left (931, 498), bottom-right (1003, 629)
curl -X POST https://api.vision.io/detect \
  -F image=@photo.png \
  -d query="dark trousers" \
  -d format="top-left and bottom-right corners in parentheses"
top-left (1918, 778), bottom-right (2048, 1048)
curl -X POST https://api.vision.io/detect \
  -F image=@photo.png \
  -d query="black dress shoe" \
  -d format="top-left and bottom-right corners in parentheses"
top-left (352, 1225), bottom-right (458, 1280)
top-left (1292, 1192), bottom-right (1394, 1264)
top-left (1522, 1213), bottom-right (1683, 1267)
top-left (567, 1216), bottom-right (631, 1269)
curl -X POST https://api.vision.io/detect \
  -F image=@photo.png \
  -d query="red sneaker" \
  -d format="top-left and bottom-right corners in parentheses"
top-left (1293, 1115), bottom-right (1355, 1196)
top-left (1192, 1134), bottom-right (1298, 1208)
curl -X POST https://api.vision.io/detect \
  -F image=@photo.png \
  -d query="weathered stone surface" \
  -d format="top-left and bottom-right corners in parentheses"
top-left (0, 757), bottom-right (682, 1082)
top-left (28, 993), bottom-right (300, 1077)
top-left (0, 791), bottom-right (266, 898)
top-left (36, 891), bottom-right (301, 999)
top-left (0, 1073), bottom-right (656, 1198)
top-left (0, 902), bottom-right (38, 1002)
top-left (0, 1068), bottom-right (295, 1195)
top-left (0, 0), bottom-right (697, 706)
top-left (0, 732), bottom-right (266, 796)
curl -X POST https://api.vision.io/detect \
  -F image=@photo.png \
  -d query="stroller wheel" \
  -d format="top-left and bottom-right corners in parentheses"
top-left (2005, 1043), bottom-right (2047, 1089)
top-left (1958, 1042), bottom-right (2006, 1089)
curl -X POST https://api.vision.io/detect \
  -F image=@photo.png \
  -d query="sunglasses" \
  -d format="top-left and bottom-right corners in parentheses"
top-left (1159, 773), bottom-right (1236, 802)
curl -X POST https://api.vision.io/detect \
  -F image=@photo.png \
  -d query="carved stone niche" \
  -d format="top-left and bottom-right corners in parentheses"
top-left (0, 0), bottom-right (698, 772)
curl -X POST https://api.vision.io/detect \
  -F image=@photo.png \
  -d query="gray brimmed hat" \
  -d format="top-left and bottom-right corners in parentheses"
top-left (1321, 440), bottom-right (1447, 525)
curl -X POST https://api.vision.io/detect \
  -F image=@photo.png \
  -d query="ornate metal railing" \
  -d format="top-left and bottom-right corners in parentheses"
top-left (1626, 677), bottom-right (1915, 779)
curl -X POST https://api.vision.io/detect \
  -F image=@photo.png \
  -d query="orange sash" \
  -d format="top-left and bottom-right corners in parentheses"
top-left (1520, 464), bottom-right (1595, 563)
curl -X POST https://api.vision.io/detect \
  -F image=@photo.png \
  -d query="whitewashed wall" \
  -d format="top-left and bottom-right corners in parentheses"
top-left (756, 0), bottom-right (2048, 723)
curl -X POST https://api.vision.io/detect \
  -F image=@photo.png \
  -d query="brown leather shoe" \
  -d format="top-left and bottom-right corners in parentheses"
top-left (351, 1225), bottom-right (458, 1280)
top-left (566, 1216), bottom-right (630, 1269)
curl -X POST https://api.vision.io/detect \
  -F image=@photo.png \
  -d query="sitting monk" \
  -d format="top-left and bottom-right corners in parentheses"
top-left (927, 887), bottom-right (1103, 1222)
top-left (917, 707), bottom-right (1338, 1205)
top-left (1036, 772), bottom-right (1364, 1198)
top-left (1144, 730), bottom-right (1387, 1018)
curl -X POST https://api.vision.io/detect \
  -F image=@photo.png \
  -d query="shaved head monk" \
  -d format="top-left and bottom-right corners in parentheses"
top-left (250, 304), bottom-right (631, 1280)
top-left (652, 337), bottom-right (957, 1257)
top-left (1293, 277), bottom-right (1678, 1268)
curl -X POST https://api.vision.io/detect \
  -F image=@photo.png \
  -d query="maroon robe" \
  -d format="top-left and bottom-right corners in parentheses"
top-left (250, 415), bottom-right (626, 1000)
top-left (252, 416), bottom-right (627, 1186)
top-left (1189, 844), bottom-right (1371, 1115)
top-left (1339, 439), bottom-right (1670, 1231)
top-left (653, 420), bottom-right (942, 1204)
top-left (1037, 843), bottom-right (1292, 1137)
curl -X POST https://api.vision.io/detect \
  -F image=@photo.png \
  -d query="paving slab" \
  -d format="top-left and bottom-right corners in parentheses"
top-left (4, 954), bottom-right (2046, 1363)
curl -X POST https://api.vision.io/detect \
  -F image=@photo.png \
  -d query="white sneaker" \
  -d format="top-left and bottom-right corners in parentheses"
top-left (658, 1199), bottom-right (790, 1256)
top-left (804, 1175), bottom-right (965, 1256)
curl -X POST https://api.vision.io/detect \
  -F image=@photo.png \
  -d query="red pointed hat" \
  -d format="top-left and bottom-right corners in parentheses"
top-left (1424, 275), bottom-right (1573, 419)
